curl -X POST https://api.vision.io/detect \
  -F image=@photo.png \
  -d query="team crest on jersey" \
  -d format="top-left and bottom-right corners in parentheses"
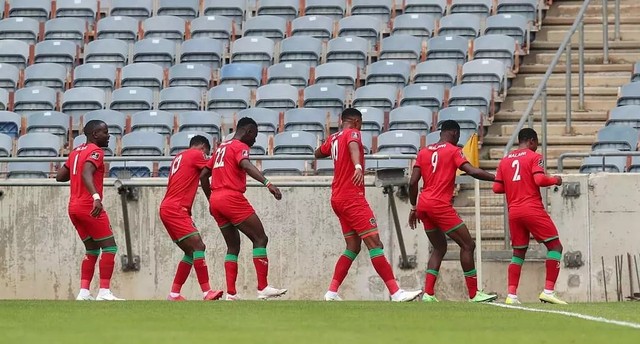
top-left (242, 150), bottom-right (249, 157)
top-left (351, 131), bottom-right (359, 139)
top-left (369, 217), bottom-right (377, 226)
top-left (90, 152), bottom-right (100, 160)
top-left (538, 158), bottom-right (544, 167)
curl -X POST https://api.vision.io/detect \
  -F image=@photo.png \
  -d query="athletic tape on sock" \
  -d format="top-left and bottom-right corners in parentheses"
top-left (101, 246), bottom-right (117, 254)
top-left (368, 248), bottom-right (384, 259)
top-left (343, 250), bottom-right (358, 260)
top-left (253, 248), bottom-right (267, 258)
top-left (225, 254), bottom-right (238, 262)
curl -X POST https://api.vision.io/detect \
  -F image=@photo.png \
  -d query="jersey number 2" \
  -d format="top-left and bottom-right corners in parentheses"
top-left (511, 160), bottom-right (521, 181)
top-left (213, 147), bottom-right (226, 168)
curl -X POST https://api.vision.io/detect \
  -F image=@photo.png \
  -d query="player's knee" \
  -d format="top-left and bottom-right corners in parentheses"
top-left (512, 248), bottom-right (527, 258)
top-left (253, 235), bottom-right (268, 248)
top-left (545, 239), bottom-right (562, 253)
top-left (460, 239), bottom-right (476, 252)
top-left (193, 241), bottom-right (206, 252)
top-left (433, 245), bottom-right (447, 257)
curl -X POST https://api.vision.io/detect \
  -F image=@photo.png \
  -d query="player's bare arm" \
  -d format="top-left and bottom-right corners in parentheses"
top-left (56, 164), bottom-right (70, 182)
top-left (348, 141), bottom-right (364, 186)
top-left (459, 162), bottom-right (495, 181)
top-left (82, 162), bottom-right (103, 217)
top-left (239, 159), bottom-right (282, 200)
top-left (199, 167), bottom-right (212, 200)
top-left (408, 166), bottom-right (421, 229)
top-left (314, 147), bottom-right (329, 159)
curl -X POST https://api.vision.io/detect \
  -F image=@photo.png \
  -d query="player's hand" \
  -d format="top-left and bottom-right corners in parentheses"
top-left (408, 210), bottom-right (420, 230)
top-left (554, 176), bottom-right (563, 186)
top-left (90, 199), bottom-right (103, 217)
top-left (268, 184), bottom-right (282, 200)
top-left (352, 168), bottom-right (364, 186)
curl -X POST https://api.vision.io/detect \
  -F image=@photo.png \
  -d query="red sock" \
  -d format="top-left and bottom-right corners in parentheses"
top-left (80, 251), bottom-right (99, 289)
top-left (424, 269), bottom-right (439, 295)
top-left (253, 248), bottom-right (269, 290)
top-left (193, 251), bottom-right (211, 292)
top-left (508, 256), bottom-right (524, 295)
top-left (370, 249), bottom-right (400, 295)
top-left (171, 257), bottom-right (193, 294)
top-left (99, 249), bottom-right (116, 289)
top-left (545, 258), bottom-right (561, 291)
top-left (224, 254), bottom-right (238, 295)
top-left (464, 269), bottom-right (478, 299)
top-left (329, 250), bottom-right (357, 292)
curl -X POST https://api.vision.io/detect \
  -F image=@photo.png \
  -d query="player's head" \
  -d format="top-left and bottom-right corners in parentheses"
top-left (439, 120), bottom-right (461, 145)
top-left (83, 120), bottom-right (109, 148)
top-left (235, 117), bottom-right (259, 147)
top-left (518, 128), bottom-right (539, 152)
top-left (341, 108), bottom-right (363, 130)
top-left (189, 134), bottom-right (211, 155)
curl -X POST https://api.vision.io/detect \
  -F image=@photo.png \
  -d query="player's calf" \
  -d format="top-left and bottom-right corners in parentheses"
top-left (540, 239), bottom-right (565, 303)
top-left (507, 248), bottom-right (527, 302)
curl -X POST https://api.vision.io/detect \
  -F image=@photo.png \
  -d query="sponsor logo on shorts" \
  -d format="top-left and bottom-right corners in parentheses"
top-left (369, 217), bottom-right (377, 226)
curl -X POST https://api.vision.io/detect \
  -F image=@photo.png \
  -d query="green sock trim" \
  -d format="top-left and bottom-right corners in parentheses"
top-left (463, 269), bottom-right (477, 277)
top-left (426, 269), bottom-right (439, 276)
top-left (225, 254), bottom-right (238, 262)
top-left (343, 250), bottom-right (358, 260)
top-left (86, 249), bottom-right (100, 256)
top-left (181, 255), bottom-right (193, 264)
top-left (547, 250), bottom-right (562, 261)
top-left (101, 246), bottom-right (117, 254)
top-left (511, 256), bottom-right (525, 265)
top-left (369, 248), bottom-right (384, 259)
top-left (253, 248), bottom-right (267, 258)
top-left (193, 251), bottom-right (205, 260)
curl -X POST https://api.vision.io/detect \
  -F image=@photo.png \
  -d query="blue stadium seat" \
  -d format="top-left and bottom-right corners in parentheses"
top-left (0, 111), bottom-right (21, 138)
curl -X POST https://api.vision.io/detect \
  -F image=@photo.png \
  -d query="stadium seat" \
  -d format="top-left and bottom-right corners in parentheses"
top-left (158, 87), bottom-right (203, 113)
top-left (0, 64), bottom-right (20, 91)
top-left (62, 87), bottom-right (106, 126)
top-left (376, 130), bottom-right (421, 154)
top-left (0, 17), bottom-right (41, 44)
top-left (305, 0), bottom-right (347, 20)
top-left (84, 109), bottom-right (127, 137)
top-left (24, 63), bottom-right (68, 92)
top-left (96, 16), bottom-right (139, 42)
top-left (181, 38), bottom-right (225, 69)
top-left (617, 83), bottom-right (640, 107)
top-left (351, 0), bottom-right (394, 22)
top-left (34, 40), bottom-right (78, 70)
top-left (606, 105), bottom-right (640, 129)
top-left (26, 111), bottom-right (70, 140)
top-left (56, 0), bottom-right (98, 23)
top-left (7, 162), bottom-right (51, 179)
top-left (426, 35), bottom-right (469, 65)
top-left (17, 132), bottom-right (61, 156)
top-left (279, 37), bottom-right (324, 67)
top-left (579, 150), bottom-right (627, 174)
top-left (450, 0), bottom-right (493, 18)
top-left (169, 131), bottom-right (214, 156)
top-left (121, 131), bottom-right (165, 156)
top-left (314, 62), bottom-right (358, 91)
top-left (231, 37), bottom-right (275, 68)
top-left (267, 63), bottom-right (310, 89)
top-left (110, 0), bottom-right (153, 21)
top-left (73, 63), bottom-right (118, 91)
top-left (44, 18), bottom-right (87, 46)
top-left (315, 159), bottom-right (335, 175)
top-left (73, 134), bottom-right (117, 156)
top-left (389, 106), bottom-right (433, 136)
top-left (303, 84), bottom-right (347, 122)
top-left (400, 84), bottom-right (445, 113)
top-left (473, 35), bottom-right (517, 69)
top-left (243, 15), bottom-right (287, 42)
top-left (392, 14), bottom-right (437, 39)
top-left (169, 64), bottom-right (213, 90)
top-left (14, 87), bottom-right (58, 115)
top-left (632, 62), bottom-right (640, 82)
top-left (255, 84), bottom-right (299, 113)
top-left (366, 61), bottom-right (411, 89)
top-left (257, 0), bottom-right (300, 21)
top-left (190, 16), bottom-right (234, 42)
top-left (404, 0), bottom-right (447, 19)
top-left (591, 125), bottom-right (639, 151)
top-left (158, 0), bottom-right (199, 21)
top-left (143, 16), bottom-right (186, 42)
top-left (338, 15), bottom-right (382, 47)
top-left (130, 110), bottom-right (174, 137)
top-left (627, 156), bottom-right (640, 173)
top-left (284, 108), bottom-right (328, 140)
top-left (485, 14), bottom-right (530, 47)
top-left (438, 14), bottom-right (481, 40)
top-left (448, 84), bottom-right (493, 116)
top-left (110, 87), bottom-right (154, 113)
top-left (0, 111), bottom-right (21, 138)
top-left (0, 89), bottom-right (7, 111)
top-left (0, 40), bottom-right (30, 69)
top-left (121, 63), bottom-right (165, 90)
top-left (496, 0), bottom-right (539, 23)
top-left (203, 0), bottom-right (246, 27)
top-left (352, 84), bottom-right (398, 112)
top-left (109, 161), bottom-right (154, 178)
top-left (8, 0), bottom-right (51, 22)
top-left (274, 131), bottom-right (317, 155)
top-left (359, 107), bottom-right (385, 135)
top-left (360, 131), bottom-right (374, 153)
top-left (379, 35), bottom-right (423, 64)
top-left (461, 59), bottom-right (506, 93)
top-left (291, 15), bottom-right (334, 41)
top-left (0, 133), bottom-right (12, 157)
top-left (237, 108), bottom-right (280, 136)
top-left (207, 85), bottom-right (252, 120)
top-left (176, 111), bottom-right (222, 140)
top-left (219, 63), bottom-right (263, 89)
top-left (133, 38), bottom-right (177, 68)
top-left (426, 130), bottom-right (441, 145)
top-left (262, 159), bottom-right (307, 176)
top-left (437, 106), bottom-right (482, 137)
top-left (326, 36), bottom-right (370, 69)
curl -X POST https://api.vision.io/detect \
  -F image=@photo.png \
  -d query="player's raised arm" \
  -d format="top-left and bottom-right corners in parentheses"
top-left (199, 166), bottom-right (212, 200)
top-left (532, 156), bottom-right (562, 187)
top-left (240, 159), bottom-right (282, 200)
top-left (56, 163), bottom-right (70, 182)
top-left (314, 142), bottom-right (330, 159)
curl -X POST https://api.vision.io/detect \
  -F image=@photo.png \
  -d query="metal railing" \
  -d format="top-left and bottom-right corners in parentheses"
top-left (557, 150), bottom-right (640, 173)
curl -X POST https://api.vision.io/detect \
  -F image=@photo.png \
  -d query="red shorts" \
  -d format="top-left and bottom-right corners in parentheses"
top-left (209, 190), bottom-right (255, 228)
top-left (416, 203), bottom-right (464, 234)
top-left (331, 197), bottom-right (379, 239)
top-left (509, 211), bottom-right (559, 249)
top-left (68, 207), bottom-right (114, 242)
top-left (159, 205), bottom-right (199, 243)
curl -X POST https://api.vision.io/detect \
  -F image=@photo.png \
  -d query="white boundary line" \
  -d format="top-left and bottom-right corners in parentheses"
top-left (488, 302), bottom-right (640, 330)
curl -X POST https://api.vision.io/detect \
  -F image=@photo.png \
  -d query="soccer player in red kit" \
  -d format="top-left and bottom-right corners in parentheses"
top-left (160, 135), bottom-right (224, 301)
top-left (200, 117), bottom-right (287, 300)
top-left (56, 120), bottom-right (123, 301)
top-left (493, 128), bottom-right (566, 305)
top-left (315, 108), bottom-right (422, 302)
top-left (408, 120), bottom-right (497, 303)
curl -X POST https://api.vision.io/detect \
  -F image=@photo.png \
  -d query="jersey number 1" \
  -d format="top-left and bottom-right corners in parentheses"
top-left (331, 140), bottom-right (338, 161)
top-left (511, 160), bottom-right (521, 181)
top-left (171, 154), bottom-right (183, 175)
top-left (213, 147), bottom-right (227, 168)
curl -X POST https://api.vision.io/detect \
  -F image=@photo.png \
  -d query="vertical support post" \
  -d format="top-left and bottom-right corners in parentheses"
top-left (541, 89), bottom-right (549, 210)
top-left (566, 43), bottom-right (572, 135)
top-left (579, 21), bottom-right (585, 110)
top-left (474, 179), bottom-right (482, 291)
top-left (603, 0), bottom-right (610, 64)
top-left (614, 0), bottom-right (621, 41)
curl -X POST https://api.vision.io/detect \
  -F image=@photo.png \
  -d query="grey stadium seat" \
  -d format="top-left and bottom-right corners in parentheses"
top-left (7, 162), bottom-right (51, 179)
top-left (176, 111), bottom-right (222, 140)
top-left (96, 16), bottom-right (139, 43)
top-left (73, 134), bottom-right (117, 156)
top-left (274, 131), bottom-right (317, 155)
top-left (284, 108), bottom-right (328, 140)
top-left (0, 111), bottom-right (22, 138)
top-left (24, 63), bottom-right (68, 92)
top-left (207, 85), bottom-right (252, 120)
top-left (255, 84), bottom-right (299, 113)
top-left (158, 0), bottom-right (199, 21)
top-left (8, 0), bottom-right (51, 22)
top-left (591, 125), bottom-right (639, 151)
top-left (73, 63), bottom-right (118, 91)
top-left (56, 0), bottom-right (98, 23)
top-left (497, 0), bottom-right (539, 23)
top-left (110, 0), bottom-right (153, 21)
top-left (14, 87), bottom-right (57, 115)
top-left (377, 130), bottom-right (421, 154)
top-left (130, 110), bottom-right (174, 137)
top-left (219, 63), bottom-right (263, 89)
top-left (159, 87), bottom-right (203, 113)
top-left (243, 15), bottom-right (287, 42)
top-left (110, 87), bottom-right (154, 113)
top-left (262, 160), bottom-right (307, 176)
top-left (249, 133), bottom-right (269, 155)
top-left (231, 37), bottom-right (275, 68)
top-left (338, 15), bottom-right (382, 47)
top-left (291, 15), bottom-right (334, 41)
top-left (400, 84), bottom-right (445, 113)
top-left (632, 62), bottom-right (640, 82)
top-left (326, 36), bottom-right (370, 69)
top-left (617, 83), bottom-right (640, 107)
top-left (351, 0), bottom-right (394, 22)
top-left (17, 132), bottom-right (61, 156)
top-left (279, 36), bottom-right (324, 67)
top-left (0, 17), bottom-right (41, 44)
top-left (485, 14), bottom-right (529, 47)
top-left (121, 131), bottom-right (165, 156)
top-left (353, 84), bottom-right (398, 112)
top-left (0, 64), bottom-right (20, 91)
top-left (181, 38), bottom-right (225, 70)
top-left (84, 109), bottom-right (127, 136)
top-left (379, 35), bottom-right (423, 64)
top-left (438, 14), bottom-right (481, 40)
top-left (267, 63), bottom-right (310, 89)
top-left (121, 63), bottom-right (165, 90)
top-left (427, 35), bottom-right (469, 65)
top-left (0, 133), bottom-right (12, 157)
top-left (437, 106), bottom-right (482, 134)
top-left (426, 130), bottom-right (440, 145)
top-left (404, 0), bottom-right (447, 19)
top-left (190, 16), bottom-right (234, 42)
top-left (84, 39), bottom-right (129, 67)
top-left (0, 40), bottom-right (30, 69)
top-left (257, 0), bottom-right (300, 21)
top-left (314, 62), bottom-right (358, 91)
top-left (303, 84), bottom-right (347, 122)
top-left (169, 131), bottom-right (214, 155)
top-left (389, 106), bottom-right (433, 136)
top-left (203, 0), bottom-right (246, 27)
top-left (316, 158), bottom-right (335, 175)
top-left (305, 0), bottom-right (347, 20)
top-left (143, 16), bottom-right (186, 42)
top-left (392, 14), bottom-right (437, 39)
top-left (0, 88), bottom-right (7, 111)
top-left (34, 40), bottom-right (78, 70)
top-left (366, 61), bottom-right (411, 88)
top-left (448, 84), bottom-right (493, 115)
top-left (109, 161), bottom-right (154, 178)
top-left (238, 108), bottom-right (280, 136)
top-left (473, 35), bottom-right (517, 69)
top-left (606, 105), bottom-right (640, 130)
top-left (413, 60), bottom-right (458, 89)
top-left (450, 0), bottom-right (494, 18)
top-left (580, 150), bottom-right (627, 174)
top-left (44, 18), bottom-right (87, 46)
top-left (133, 38), bottom-right (176, 68)
top-left (26, 111), bottom-right (70, 140)
top-left (169, 64), bottom-right (212, 90)
top-left (62, 87), bottom-right (106, 126)
top-left (359, 107), bottom-right (385, 134)
top-left (461, 59), bottom-right (506, 93)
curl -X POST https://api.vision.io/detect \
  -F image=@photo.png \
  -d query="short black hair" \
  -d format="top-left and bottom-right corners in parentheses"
top-left (189, 134), bottom-right (211, 151)
top-left (440, 120), bottom-right (460, 132)
top-left (341, 107), bottom-right (362, 121)
top-left (518, 128), bottom-right (538, 143)
top-left (83, 120), bottom-right (106, 137)
top-left (237, 117), bottom-right (258, 129)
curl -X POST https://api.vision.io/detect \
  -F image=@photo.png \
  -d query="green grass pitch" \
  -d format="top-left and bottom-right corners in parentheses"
top-left (1, 301), bottom-right (638, 343)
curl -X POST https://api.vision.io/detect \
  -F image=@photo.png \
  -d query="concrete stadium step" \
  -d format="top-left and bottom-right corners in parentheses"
top-left (519, 63), bottom-right (633, 74)
top-left (488, 145), bottom-right (592, 160)
top-left (549, 1), bottom-right (640, 18)
top-left (530, 50), bottom-right (640, 65)
top-left (503, 96), bottom-right (617, 112)
top-left (538, 26), bottom-right (640, 43)
top-left (513, 73), bottom-right (630, 88)
top-left (507, 86), bottom-right (619, 97)
top-left (493, 110), bottom-right (609, 122)
top-left (498, 122), bottom-right (604, 136)
top-left (543, 17), bottom-right (640, 26)
top-left (483, 134), bottom-right (595, 146)
top-left (531, 40), bottom-right (640, 50)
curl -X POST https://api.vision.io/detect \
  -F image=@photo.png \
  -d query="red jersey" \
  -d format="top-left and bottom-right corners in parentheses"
top-left (65, 143), bottom-right (105, 208)
top-left (415, 142), bottom-right (468, 207)
top-left (495, 148), bottom-right (546, 216)
top-left (319, 128), bottom-right (365, 200)
top-left (208, 139), bottom-right (250, 193)
top-left (161, 148), bottom-right (209, 212)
